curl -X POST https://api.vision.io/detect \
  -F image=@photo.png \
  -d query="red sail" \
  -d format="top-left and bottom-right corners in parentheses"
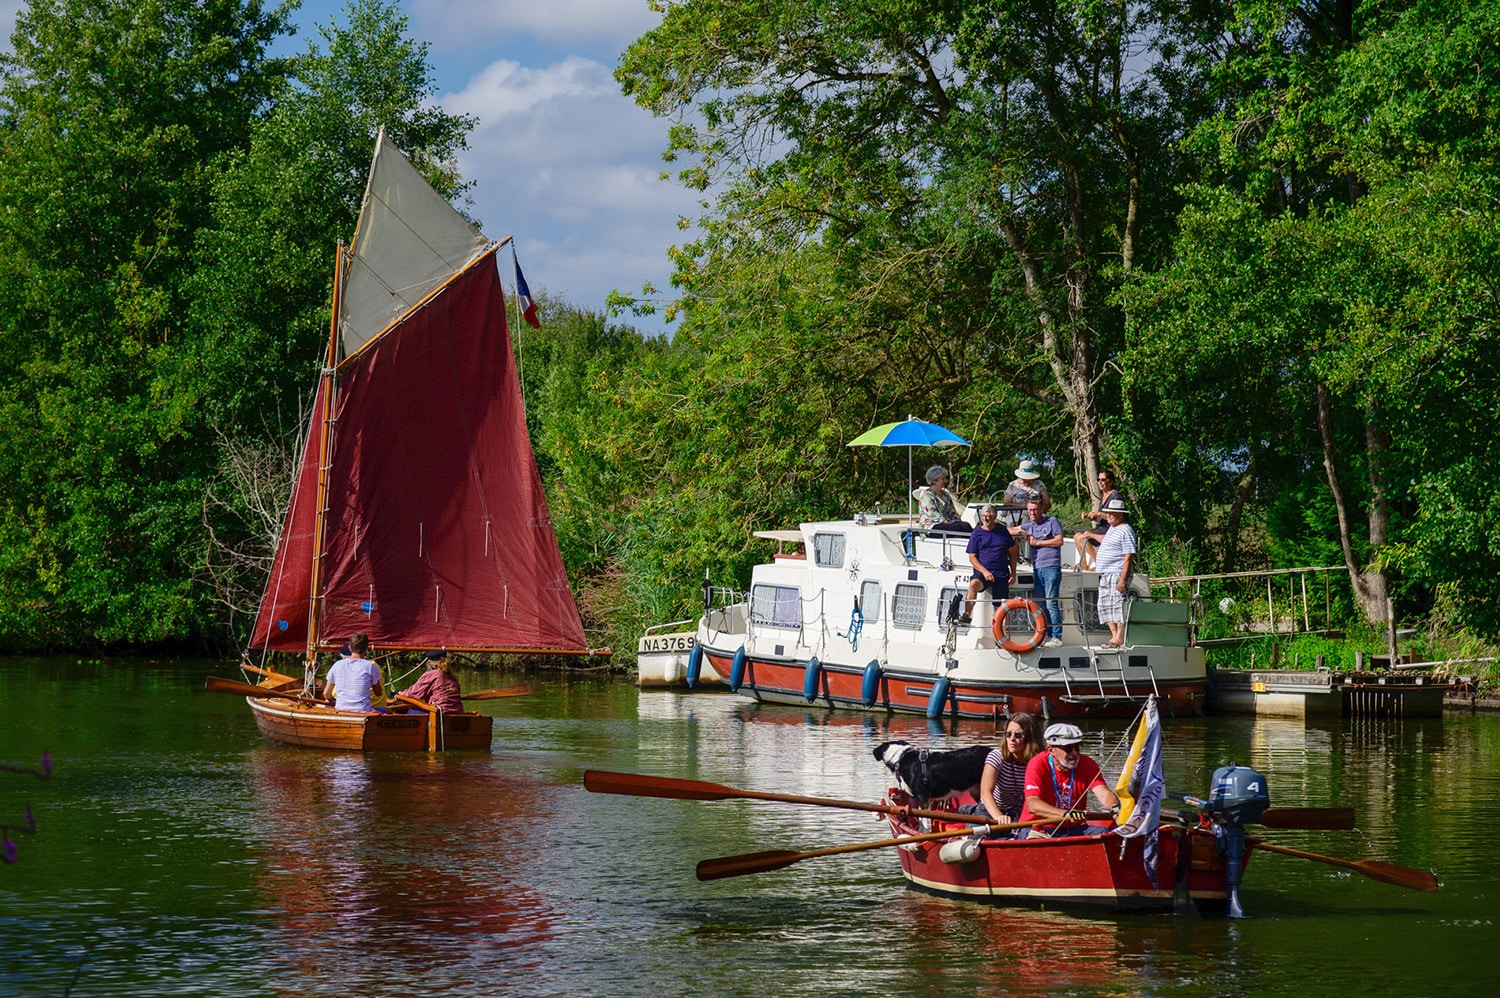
top-left (250, 257), bottom-right (587, 653)
top-left (250, 377), bottom-right (329, 652)
top-left (313, 257), bottom-right (585, 651)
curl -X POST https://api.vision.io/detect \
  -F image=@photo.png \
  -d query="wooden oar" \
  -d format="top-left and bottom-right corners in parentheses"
top-left (1250, 839), bottom-right (1438, 891)
top-left (204, 676), bottom-right (324, 704)
top-left (696, 819), bottom-right (1056, 881)
top-left (1255, 807), bottom-right (1356, 830)
top-left (241, 662), bottom-right (299, 684)
top-left (585, 770), bottom-right (1009, 825)
top-left (1170, 793), bottom-right (1355, 830)
top-left (462, 684), bottom-right (532, 700)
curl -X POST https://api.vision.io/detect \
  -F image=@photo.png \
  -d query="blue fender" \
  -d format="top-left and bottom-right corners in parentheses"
top-left (803, 656), bottom-right (822, 703)
top-left (685, 644), bottom-right (703, 689)
top-left (729, 646), bottom-right (748, 692)
top-left (927, 676), bottom-right (951, 719)
top-left (860, 659), bottom-right (882, 707)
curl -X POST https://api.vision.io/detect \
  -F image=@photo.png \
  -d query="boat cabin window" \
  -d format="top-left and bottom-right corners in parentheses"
top-left (860, 580), bottom-right (881, 623)
top-left (750, 584), bottom-right (803, 628)
top-left (892, 583), bottom-right (926, 630)
top-left (937, 586), bottom-right (964, 626)
top-left (812, 532), bottom-right (846, 568)
top-left (1074, 591), bottom-right (1111, 633)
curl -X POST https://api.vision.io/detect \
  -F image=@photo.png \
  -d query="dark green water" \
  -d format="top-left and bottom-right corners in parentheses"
top-left (1, 657), bottom-right (1493, 997)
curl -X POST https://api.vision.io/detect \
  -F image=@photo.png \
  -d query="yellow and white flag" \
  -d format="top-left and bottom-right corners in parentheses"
top-left (1113, 697), bottom-right (1165, 883)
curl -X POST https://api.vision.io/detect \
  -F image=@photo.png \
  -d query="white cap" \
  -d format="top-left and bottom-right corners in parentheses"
top-left (1045, 723), bottom-right (1084, 746)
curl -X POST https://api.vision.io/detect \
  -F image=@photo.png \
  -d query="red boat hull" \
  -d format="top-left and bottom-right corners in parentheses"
top-left (886, 808), bottom-right (1241, 913)
top-left (704, 650), bottom-right (1204, 720)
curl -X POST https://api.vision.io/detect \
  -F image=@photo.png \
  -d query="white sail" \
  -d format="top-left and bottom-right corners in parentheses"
top-left (338, 128), bottom-right (491, 357)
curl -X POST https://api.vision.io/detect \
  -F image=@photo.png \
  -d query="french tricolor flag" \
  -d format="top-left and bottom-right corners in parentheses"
top-left (514, 256), bottom-right (541, 329)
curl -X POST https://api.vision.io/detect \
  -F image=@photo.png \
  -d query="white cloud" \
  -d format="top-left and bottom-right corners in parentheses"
top-left (412, 0), bottom-right (660, 51)
top-left (444, 55), bottom-right (699, 331)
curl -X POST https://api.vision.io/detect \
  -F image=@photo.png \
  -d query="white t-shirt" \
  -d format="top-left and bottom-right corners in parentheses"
top-left (326, 656), bottom-right (382, 711)
top-left (1095, 523), bottom-right (1137, 576)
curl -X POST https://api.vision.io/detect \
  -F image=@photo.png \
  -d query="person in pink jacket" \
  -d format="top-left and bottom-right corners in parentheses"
top-left (398, 650), bottom-right (464, 713)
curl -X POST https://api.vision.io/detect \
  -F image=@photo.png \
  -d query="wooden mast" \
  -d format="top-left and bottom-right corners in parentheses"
top-left (302, 240), bottom-right (346, 691)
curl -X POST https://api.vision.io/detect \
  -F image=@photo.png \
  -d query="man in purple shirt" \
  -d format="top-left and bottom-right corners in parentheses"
top-left (960, 504), bottom-right (1016, 626)
top-left (1013, 500), bottom-right (1065, 646)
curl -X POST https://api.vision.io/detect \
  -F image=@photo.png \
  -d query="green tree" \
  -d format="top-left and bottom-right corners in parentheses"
top-left (0, 0), bottom-right (295, 648)
top-left (617, 0), bottom-right (1219, 506)
top-left (1124, 2), bottom-right (1500, 630)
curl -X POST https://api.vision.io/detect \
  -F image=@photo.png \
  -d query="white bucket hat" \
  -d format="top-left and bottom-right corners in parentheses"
top-left (1013, 459), bottom-right (1042, 480)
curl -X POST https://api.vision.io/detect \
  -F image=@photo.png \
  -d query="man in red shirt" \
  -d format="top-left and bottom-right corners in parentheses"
top-left (1019, 723), bottom-right (1121, 837)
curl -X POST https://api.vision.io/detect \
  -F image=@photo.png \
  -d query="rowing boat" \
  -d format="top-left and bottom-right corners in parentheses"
top-left (882, 789), bottom-right (1237, 913)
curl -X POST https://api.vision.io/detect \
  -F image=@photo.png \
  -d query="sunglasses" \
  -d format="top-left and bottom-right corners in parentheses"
top-left (1005, 730), bottom-right (1026, 739)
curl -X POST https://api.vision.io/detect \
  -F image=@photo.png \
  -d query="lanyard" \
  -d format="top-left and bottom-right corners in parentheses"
top-left (1048, 756), bottom-right (1076, 811)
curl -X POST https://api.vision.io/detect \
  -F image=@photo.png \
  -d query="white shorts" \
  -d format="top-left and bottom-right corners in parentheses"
top-left (1097, 574), bottom-right (1125, 623)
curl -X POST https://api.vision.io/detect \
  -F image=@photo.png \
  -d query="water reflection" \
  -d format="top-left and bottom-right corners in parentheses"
top-left (897, 898), bottom-right (1132, 996)
top-left (2, 662), bottom-right (1495, 997)
top-left (245, 747), bottom-right (559, 994)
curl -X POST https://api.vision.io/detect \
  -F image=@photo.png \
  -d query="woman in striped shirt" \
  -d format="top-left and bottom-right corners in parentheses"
top-left (976, 712), bottom-right (1044, 832)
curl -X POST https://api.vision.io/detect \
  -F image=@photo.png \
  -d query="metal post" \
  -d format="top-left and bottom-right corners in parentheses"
top-left (1301, 573), bottom-right (1311, 632)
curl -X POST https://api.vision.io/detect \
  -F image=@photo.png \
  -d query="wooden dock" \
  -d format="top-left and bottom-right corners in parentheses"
top-left (1210, 668), bottom-right (1453, 718)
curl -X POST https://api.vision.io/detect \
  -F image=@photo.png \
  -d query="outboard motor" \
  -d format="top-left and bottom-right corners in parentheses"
top-left (1203, 763), bottom-right (1269, 918)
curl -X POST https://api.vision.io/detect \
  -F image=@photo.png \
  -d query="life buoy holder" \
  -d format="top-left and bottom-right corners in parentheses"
top-left (993, 597), bottom-right (1047, 653)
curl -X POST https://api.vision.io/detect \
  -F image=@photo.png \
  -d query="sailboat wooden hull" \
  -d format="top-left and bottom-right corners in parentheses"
top-left (246, 696), bottom-right (492, 752)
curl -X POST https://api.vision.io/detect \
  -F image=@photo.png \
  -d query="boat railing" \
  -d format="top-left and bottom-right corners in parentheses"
top-left (643, 618), bottom-right (696, 637)
top-left (703, 586), bottom-right (749, 638)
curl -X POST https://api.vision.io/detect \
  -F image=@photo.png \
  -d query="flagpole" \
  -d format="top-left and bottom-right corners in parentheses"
top-left (510, 243), bottom-right (526, 413)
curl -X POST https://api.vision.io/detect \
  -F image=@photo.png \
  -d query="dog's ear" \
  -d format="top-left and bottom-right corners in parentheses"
top-left (872, 743), bottom-right (888, 761)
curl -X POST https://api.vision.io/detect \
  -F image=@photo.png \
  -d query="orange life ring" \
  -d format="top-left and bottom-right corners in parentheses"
top-left (993, 597), bottom-right (1047, 653)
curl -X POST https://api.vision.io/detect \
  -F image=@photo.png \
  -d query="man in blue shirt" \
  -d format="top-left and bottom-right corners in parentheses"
top-left (960, 504), bottom-right (1016, 626)
top-left (1013, 500), bottom-right (1065, 646)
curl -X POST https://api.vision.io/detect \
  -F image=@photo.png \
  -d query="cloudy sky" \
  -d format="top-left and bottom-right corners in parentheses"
top-left (2, 0), bottom-right (696, 335)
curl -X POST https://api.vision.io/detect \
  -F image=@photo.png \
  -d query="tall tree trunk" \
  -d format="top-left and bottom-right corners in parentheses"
top-left (1000, 218), bottom-right (1103, 489)
top-left (1223, 449), bottom-right (1257, 574)
top-left (1316, 383), bottom-right (1388, 624)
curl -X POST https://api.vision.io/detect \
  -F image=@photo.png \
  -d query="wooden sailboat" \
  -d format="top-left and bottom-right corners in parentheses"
top-left (226, 129), bottom-right (596, 751)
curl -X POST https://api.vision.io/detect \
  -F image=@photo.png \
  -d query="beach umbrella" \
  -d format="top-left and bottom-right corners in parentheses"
top-left (848, 416), bottom-right (971, 521)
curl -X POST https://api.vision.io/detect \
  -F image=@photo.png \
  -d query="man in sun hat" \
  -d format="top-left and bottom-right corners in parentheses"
top-left (1018, 722), bottom-right (1120, 837)
top-left (1002, 458), bottom-right (1050, 526)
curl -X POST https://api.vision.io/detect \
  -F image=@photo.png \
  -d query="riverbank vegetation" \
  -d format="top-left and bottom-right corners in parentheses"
top-left (0, 2), bottom-right (1496, 687)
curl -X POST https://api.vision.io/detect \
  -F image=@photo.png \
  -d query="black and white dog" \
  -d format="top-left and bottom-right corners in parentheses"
top-left (873, 740), bottom-right (992, 805)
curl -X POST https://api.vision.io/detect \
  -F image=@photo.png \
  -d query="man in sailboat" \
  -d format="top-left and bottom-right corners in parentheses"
top-left (323, 633), bottom-right (388, 712)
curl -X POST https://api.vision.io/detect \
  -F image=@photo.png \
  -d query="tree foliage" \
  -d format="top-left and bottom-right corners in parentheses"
top-left (0, 0), bottom-right (474, 650)
top-left (617, 0), bottom-right (1221, 497)
top-left (1, 0), bottom-right (1498, 655)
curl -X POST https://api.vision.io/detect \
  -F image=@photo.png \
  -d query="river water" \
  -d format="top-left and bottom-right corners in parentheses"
top-left (0, 657), bottom-right (1493, 997)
